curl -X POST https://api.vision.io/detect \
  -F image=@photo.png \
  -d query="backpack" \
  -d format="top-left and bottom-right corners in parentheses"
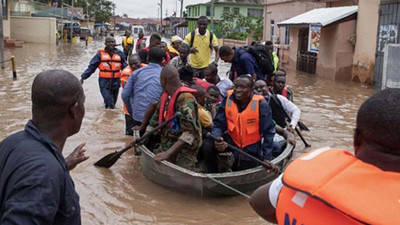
top-left (241, 44), bottom-right (274, 77)
top-left (190, 30), bottom-right (214, 50)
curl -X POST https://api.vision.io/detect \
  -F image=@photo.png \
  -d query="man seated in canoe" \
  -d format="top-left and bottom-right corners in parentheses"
top-left (200, 75), bottom-right (276, 173)
top-left (139, 65), bottom-right (202, 171)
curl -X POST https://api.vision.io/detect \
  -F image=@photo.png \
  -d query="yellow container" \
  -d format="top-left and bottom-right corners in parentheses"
top-left (87, 36), bottom-right (93, 43)
top-left (71, 37), bottom-right (80, 44)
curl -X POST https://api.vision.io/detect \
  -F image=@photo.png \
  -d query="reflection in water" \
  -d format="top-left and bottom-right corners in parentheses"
top-left (0, 36), bottom-right (376, 224)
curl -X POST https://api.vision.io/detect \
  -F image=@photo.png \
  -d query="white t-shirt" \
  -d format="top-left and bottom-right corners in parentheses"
top-left (216, 76), bottom-right (233, 97)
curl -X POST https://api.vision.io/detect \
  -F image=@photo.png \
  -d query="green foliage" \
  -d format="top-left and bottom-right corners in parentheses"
top-left (219, 11), bottom-right (263, 41)
top-left (74, 0), bottom-right (114, 23)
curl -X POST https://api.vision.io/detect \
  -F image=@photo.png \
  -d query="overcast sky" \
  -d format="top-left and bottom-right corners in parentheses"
top-left (110, 0), bottom-right (208, 18)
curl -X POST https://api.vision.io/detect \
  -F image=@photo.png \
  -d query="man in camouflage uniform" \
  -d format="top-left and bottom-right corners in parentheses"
top-left (147, 65), bottom-right (202, 171)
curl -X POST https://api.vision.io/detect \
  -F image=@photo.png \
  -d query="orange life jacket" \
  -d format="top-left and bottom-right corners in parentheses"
top-left (158, 86), bottom-right (197, 126)
top-left (276, 148), bottom-right (400, 225)
top-left (98, 49), bottom-right (122, 78)
top-left (120, 64), bottom-right (147, 115)
top-left (225, 90), bottom-right (263, 148)
top-left (120, 66), bottom-right (133, 85)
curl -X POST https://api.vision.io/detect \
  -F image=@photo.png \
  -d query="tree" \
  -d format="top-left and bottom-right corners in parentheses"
top-left (75, 0), bottom-right (114, 23)
top-left (122, 13), bottom-right (128, 18)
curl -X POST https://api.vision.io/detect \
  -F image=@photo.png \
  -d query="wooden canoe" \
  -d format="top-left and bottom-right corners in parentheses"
top-left (136, 134), bottom-right (294, 197)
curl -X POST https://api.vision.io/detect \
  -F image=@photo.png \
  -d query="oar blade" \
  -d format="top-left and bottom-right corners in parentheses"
top-left (94, 151), bottom-right (123, 168)
top-left (298, 121), bottom-right (310, 131)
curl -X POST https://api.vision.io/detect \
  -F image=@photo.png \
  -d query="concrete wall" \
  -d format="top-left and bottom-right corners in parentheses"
top-left (287, 27), bottom-right (299, 72)
top-left (3, 0), bottom-right (10, 37)
top-left (10, 16), bottom-right (56, 45)
top-left (263, 1), bottom-right (326, 43)
top-left (352, 0), bottom-right (380, 84)
top-left (263, 0), bottom-right (358, 43)
top-left (317, 20), bottom-right (356, 80)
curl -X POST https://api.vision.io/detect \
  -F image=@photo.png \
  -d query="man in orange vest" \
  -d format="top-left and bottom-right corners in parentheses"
top-left (200, 74), bottom-right (276, 173)
top-left (120, 54), bottom-right (144, 135)
top-left (250, 88), bottom-right (400, 225)
top-left (81, 37), bottom-right (127, 109)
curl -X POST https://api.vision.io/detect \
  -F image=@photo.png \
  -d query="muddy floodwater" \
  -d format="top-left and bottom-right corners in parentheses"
top-left (0, 35), bottom-right (376, 224)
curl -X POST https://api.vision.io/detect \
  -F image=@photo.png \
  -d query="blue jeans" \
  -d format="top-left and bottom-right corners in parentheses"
top-left (98, 77), bottom-right (120, 109)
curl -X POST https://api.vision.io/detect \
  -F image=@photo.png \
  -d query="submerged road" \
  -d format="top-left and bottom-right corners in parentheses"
top-left (0, 35), bottom-right (376, 224)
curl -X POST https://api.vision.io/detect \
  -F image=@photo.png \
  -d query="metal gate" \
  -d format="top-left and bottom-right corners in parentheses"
top-left (374, 1), bottom-right (400, 86)
top-left (297, 28), bottom-right (317, 74)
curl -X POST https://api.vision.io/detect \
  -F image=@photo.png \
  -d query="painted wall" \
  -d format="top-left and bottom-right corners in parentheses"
top-left (11, 16), bottom-right (56, 45)
top-left (263, 0), bottom-right (358, 43)
top-left (317, 20), bottom-right (356, 80)
top-left (285, 20), bottom-right (356, 80)
top-left (264, 1), bottom-right (326, 43)
top-left (351, 0), bottom-right (380, 84)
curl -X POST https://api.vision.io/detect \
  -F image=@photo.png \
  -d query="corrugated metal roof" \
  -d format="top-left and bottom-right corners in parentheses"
top-left (277, 6), bottom-right (358, 27)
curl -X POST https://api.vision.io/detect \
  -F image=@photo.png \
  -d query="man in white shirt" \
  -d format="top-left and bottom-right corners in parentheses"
top-left (203, 64), bottom-right (233, 98)
top-left (255, 79), bottom-right (300, 132)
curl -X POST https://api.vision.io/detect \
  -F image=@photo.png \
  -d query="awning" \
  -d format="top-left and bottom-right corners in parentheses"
top-left (278, 6), bottom-right (358, 27)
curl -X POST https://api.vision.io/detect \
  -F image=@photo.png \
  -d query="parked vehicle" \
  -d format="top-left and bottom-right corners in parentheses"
top-left (64, 22), bottom-right (81, 39)
top-left (79, 27), bottom-right (92, 39)
top-left (132, 25), bottom-right (145, 37)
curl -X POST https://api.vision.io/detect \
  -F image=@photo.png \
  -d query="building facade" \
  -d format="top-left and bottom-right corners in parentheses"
top-left (186, 0), bottom-right (264, 36)
top-left (352, 0), bottom-right (400, 85)
top-left (263, 0), bottom-right (358, 44)
top-left (278, 6), bottom-right (357, 80)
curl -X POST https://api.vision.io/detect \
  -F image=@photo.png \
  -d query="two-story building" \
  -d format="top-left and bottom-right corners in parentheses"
top-left (185, 0), bottom-right (264, 37)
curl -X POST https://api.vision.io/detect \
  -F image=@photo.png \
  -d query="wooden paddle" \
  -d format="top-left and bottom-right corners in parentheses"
top-left (94, 112), bottom-right (182, 168)
top-left (206, 133), bottom-right (280, 173)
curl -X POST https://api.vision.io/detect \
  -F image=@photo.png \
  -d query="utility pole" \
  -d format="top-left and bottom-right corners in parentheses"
top-left (210, 0), bottom-right (214, 32)
top-left (160, 0), bottom-right (163, 32)
top-left (70, 0), bottom-right (74, 42)
top-left (0, 0), bottom-right (4, 69)
top-left (113, 3), bottom-right (115, 32)
top-left (86, 0), bottom-right (89, 30)
top-left (61, 0), bottom-right (64, 40)
top-left (180, 0), bottom-right (183, 19)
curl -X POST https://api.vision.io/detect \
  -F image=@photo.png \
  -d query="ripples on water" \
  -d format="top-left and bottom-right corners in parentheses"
top-left (0, 35), bottom-right (376, 224)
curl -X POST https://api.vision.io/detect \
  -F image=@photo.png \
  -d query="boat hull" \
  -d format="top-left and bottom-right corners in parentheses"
top-left (137, 139), bottom-right (294, 197)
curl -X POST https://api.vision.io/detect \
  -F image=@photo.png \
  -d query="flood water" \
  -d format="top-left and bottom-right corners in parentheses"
top-left (0, 35), bottom-right (376, 224)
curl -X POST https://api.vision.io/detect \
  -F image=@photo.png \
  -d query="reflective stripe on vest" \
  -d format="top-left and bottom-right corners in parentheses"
top-left (225, 90), bottom-right (263, 148)
top-left (158, 86), bottom-right (197, 126)
top-left (276, 148), bottom-right (400, 225)
top-left (98, 49), bottom-right (122, 78)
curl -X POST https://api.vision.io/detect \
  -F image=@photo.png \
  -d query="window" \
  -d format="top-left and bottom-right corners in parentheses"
top-left (2, 0), bottom-right (7, 20)
top-left (233, 7), bottom-right (240, 15)
top-left (206, 6), bottom-right (211, 16)
top-left (247, 8), bottom-right (263, 17)
top-left (197, 6), bottom-right (200, 16)
top-left (285, 27), bottom-right (290, 45)
top-left (270, 20), bottom-right (274, 41)
top-left (188, 8), bottom-right (191, 17)
top-left (223, 7), bottom-right (230, 13)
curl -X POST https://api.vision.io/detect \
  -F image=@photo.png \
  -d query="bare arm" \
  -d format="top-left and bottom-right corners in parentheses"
top-left (153, 139), bottom-right (185, 163)
top-left (213, 46), bottom-right (219, 64)
top-left (249, 182), bottom-right (278, 223)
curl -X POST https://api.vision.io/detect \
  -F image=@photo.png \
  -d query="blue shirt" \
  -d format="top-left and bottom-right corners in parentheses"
top-left (0, 121), bottom-right (81, 225)
top-left (229, 47), bottom-right (263, 81)
top-left (81, 48), bottom-right (127, 80)
top-left (212, 93), bottom-right (275, 160)
top-left (122, 63), bottom-right (163, 122)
